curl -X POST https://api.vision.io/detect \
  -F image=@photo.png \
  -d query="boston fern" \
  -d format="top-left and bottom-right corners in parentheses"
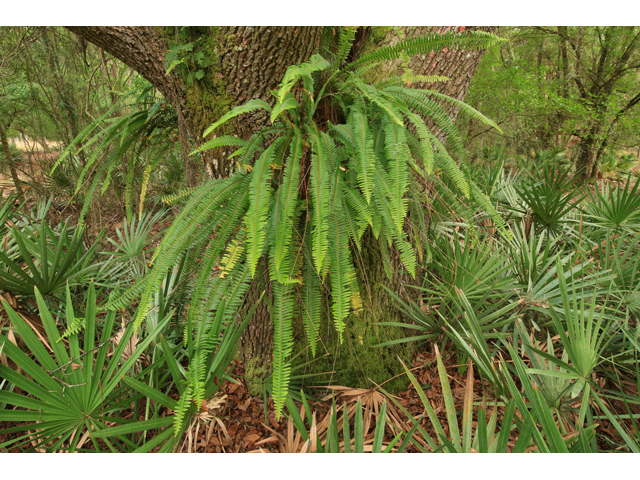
top-left (107, 29), bottom-right (505, 420)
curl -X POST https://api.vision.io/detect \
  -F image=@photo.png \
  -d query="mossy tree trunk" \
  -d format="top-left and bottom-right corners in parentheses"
top-left (292, 230), bottom-right (421, 393)
top-left (67, 26), bottom-right (324, 393)
top-left (67, 26), bottom-right (486, 395)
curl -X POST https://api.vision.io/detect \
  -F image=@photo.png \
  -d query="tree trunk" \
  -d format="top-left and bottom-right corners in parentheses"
top-left (66, 27), bottom-right (323, 180)
top-left (67, 25), bottom-right (324, 392)
top-left (0, 123), bottom-right (24, 200)
top-left (375, 26), bottom-right (495, 141)
top-left (575, 124), bottom-right (600, 181)
top-left (66, 26), bottom-right (486, 395)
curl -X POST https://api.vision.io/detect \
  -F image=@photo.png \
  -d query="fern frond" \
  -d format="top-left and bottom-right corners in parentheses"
top-left (109, 176), bottom-right (246, 325)
top-left (186, 187), bottom-right (248, 331)
top-left (275, 53), bottom-right (331, 106)
top-left (272, 280), bottom-right (295, 419)
top-left (309, 129), bottom-right (331, 278)
top-left (426, 131), bottom-right (470, 198)
top-left (348, 30), bottom-right (503, 72)
top-left (301, 259), bottom-right (322, 357)
top-left (219, 235), bottom-right (245, 278)
top-left (272, 129), bottom-right (303, 278)
top-left (401, 108), bottom-right (434, 175)
top-left (246, 140), bottom-right (280, 277)
top-left (162, 186), bottom-right (198, 205)
top-left (343, 182), bottom-right (373, 229)
top-left (348, 104), bottom-right (376, 204)
top-left (236, 124), bottom-right (287, 169)
top-left (384, 86), bottom-right (466, 160)
top-left (58, 317), bottom-right (86, 342)
top-left (189, 135), bottom-right (247, 156)
top-left (329, 123), bottom-right (357, 151)
top-left (373, 74), bottom-right (450, 89)
top-left (333, 27), bottom-right (358, 69)
top-left (320, 131), bottom-right (341, 173)
top-left (344, 77), bottom-right (404, 126)
top-left (382, 113), bottom-right (410, 235)
top-left (372, 162), bottom-right (416, 276)
top-left (203, 99), bottom-right (272, 138)
top-left (301, 225), bottom-right (322, 357)
top-left (189, 263), bottom-right (251, 408)
top-left (469, 181), bottom-right (512, 241)
top-left (420, 89), bottom-right (502, 133)
top-left (328, 199), bottom-right (354, 341)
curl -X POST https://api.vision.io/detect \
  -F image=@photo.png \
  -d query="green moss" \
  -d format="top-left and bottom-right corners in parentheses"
top-left (159, 27), bottom-right (234, 140)
top-left (291, 233), bottom-right (419, 394)
top-left (244, 356), bottom-right (270, 397)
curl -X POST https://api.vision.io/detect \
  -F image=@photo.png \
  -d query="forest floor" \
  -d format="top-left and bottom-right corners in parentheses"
top-left (168, 346), bottom-right (497, 453)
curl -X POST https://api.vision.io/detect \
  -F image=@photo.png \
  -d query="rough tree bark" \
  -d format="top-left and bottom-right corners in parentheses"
top-left (66, 26), bottom-right (324, 392)
top-left (375, 26), bottom-right (496, 141)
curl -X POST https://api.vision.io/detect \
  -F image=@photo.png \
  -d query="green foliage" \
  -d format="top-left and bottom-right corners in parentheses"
top-left (102, 29), bottom-right (505, 420)
top-left (52, 84), bottom-right (178, 224)
top-left (582, 174), bottom-right (640, 233)
top-left (103, 209), bottom-right (167, 280)
top-left (516, 165), bottom-right (586, 235)
top-left (462, 27), bottom-right (640, 179)
top-left (0, 284), bottom-right (171, 452)
top-left (0, 219), bottom-right (106, 300)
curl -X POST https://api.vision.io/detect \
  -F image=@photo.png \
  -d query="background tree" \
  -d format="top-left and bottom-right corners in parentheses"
top-left (463, 26), bottom-right (640, 180)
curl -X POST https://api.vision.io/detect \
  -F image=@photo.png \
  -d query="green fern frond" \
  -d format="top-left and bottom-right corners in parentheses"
top-left (319, 131), bottom-right (341, 173)
top-left (309, 129), bottom-right (331, 278)
top-left (203, 99), bottom-right (272, 138)
top-left (187, 263), bottom-right (251, 409)
top-left (162, 186), bottom-right (198, 205)
top-left (400, 108), bottom-right (434, 175)
top-left (329, 123), bottom-right (357, 151)
top-left (420, 89), bottom-right (503, 133)
top-left (219, 236), bottom-right (245, 278)
top-left (272, 129), bottom-right (303, 278)
top-left (328, 200), bottom-right (354, 341)
top-left (236, 124), bottom-right (287, 169)
top-left (275, 53), bottom-right (331, 106)
top-left (382, 113), bottom-right (410, 234)
top-left (348, 104), bottom-right (376, 204)
top-left (348, 30), bottom-right (503, 72)
top-left (384, 86), bottom-right (466, 160)
top-left (301, 260), bottom-right (322, 357)
top-left (372, 162), bottom-right (416, 276)
top-left (57, 317), bottom-right (86, 342)
top-left (427, 131), bottom-right (470, 198)
top-left (246, 140), bottom-right (280, 277)
top-left (272, 280), bottom-right (295, 419)
top-left (109, 175), bottom-right (246, 324)
top-left (189, 135), bottom-right (247, 156)
top-left (271, 96), bottom-right (300, 124)
top-left (344, 77), bottom-right (404, 126)
top-left (333, 27), bottom-right (358, 69)
top-left (301, 224), bottom-right (322, 357)
top-left (343, 182), bottom-right (373, 229)
top-left (187, 186), bottom-right (249, 330)
top-left (373, 74), bottom-right (450, 89)
top-left (469, 181), bottom-right (512, 241)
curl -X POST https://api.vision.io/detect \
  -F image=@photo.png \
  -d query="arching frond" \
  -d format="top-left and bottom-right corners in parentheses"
top-left (348, 30), bottom-right (503, 72)
top-left (348, 103), bottom-right (376, 204)
top-left (203, 99), bottom-right (272, 137)
top-left (271, 280), bottom-right (295, 419)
